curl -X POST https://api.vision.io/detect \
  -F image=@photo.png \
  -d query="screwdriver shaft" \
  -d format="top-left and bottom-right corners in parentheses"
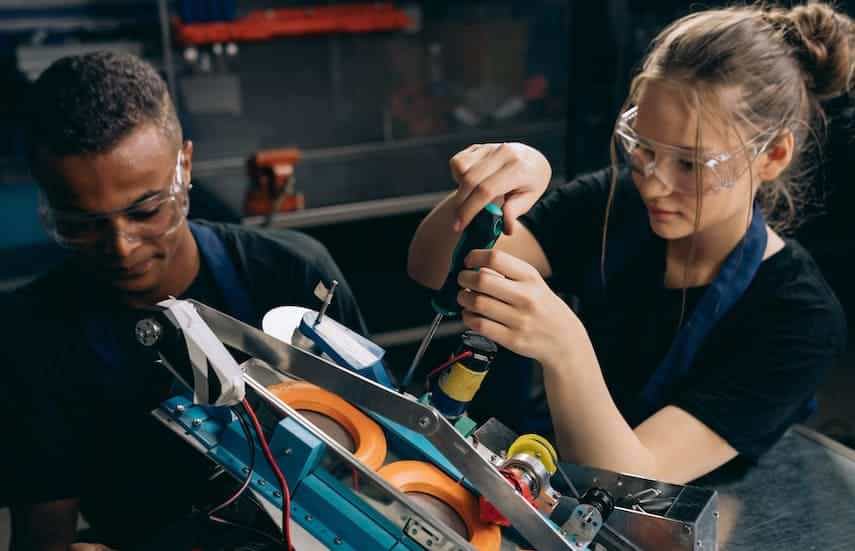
top-left (401, 313), bottom-right (444, 389)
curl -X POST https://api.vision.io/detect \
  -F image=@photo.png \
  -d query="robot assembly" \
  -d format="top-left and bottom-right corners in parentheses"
top-left (133, 206), bottom-right (717, 551)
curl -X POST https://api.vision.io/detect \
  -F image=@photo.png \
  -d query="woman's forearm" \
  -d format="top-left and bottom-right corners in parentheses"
top-left (407, 192), bottom-right (462, 289)
top-left (541, 326), bottom-right (658, 478)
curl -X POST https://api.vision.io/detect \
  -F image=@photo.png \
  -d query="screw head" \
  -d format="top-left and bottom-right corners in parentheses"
top-left (273, 491), bottom-right (281, 498)
top-left (418, 416), bottom-right (430, 428)
top-left (257, 479), bottom-right (266, 486)
top-left (305, 514), bottom-right (313, 522)
top-left (135, 319), bottom-right (162, 347)
top-left (176, 404), bottom-right (186, 414)
top-left (334, 537), bottom-right (343, 545)
top-left (713, 511), bottom-right (720, 519)
top-left (242, 467), bottom-right (250, 474)
top-left (192, 418), bottom-right (202, 427)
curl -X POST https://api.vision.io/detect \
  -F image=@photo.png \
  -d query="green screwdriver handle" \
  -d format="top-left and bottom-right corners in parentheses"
top-left (431, 203), bottom-right (504, 316)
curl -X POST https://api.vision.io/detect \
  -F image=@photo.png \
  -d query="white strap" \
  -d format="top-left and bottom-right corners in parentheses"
top-left (159, 298), bottom-right (246, 406)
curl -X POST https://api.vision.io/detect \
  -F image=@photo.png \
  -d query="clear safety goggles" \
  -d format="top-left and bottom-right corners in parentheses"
top-left (614, 106), bottom-right (776, 195)
top-left (40, 151), bottom-right (190, 249)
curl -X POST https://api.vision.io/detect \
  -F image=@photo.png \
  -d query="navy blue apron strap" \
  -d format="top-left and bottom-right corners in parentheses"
top-left (84, 312), bottom-right (123, 381)
top-left (189, 221), bottom-right (256, 325)
top-left (639, 206), bottom-right (768, 416)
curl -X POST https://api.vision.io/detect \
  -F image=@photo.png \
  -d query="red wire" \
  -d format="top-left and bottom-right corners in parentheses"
top-left (425, 350), bottom-right (473, 383)
top-left (241, 398), bottom-right (294, 551)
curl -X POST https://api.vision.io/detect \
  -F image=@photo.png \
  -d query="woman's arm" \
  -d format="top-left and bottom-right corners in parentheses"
top-left (540, 329), bottom-right (737, 484)
top-left (457, 249), bottom-right (737, 484)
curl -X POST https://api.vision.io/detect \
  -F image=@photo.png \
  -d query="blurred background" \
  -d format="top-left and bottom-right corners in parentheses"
top-left (0, 2), bottom-right (853, 546)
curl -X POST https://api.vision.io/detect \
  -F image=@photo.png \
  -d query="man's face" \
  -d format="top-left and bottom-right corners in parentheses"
top-left (38, 124), bottom-right (193, 298)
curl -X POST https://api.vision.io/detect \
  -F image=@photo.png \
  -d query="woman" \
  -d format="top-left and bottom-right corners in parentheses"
top-left (408, 3), bottom-right (852, 484)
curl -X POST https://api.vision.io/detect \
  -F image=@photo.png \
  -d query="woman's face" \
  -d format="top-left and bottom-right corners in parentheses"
top-left (628, 81), bottom-right (764, 241)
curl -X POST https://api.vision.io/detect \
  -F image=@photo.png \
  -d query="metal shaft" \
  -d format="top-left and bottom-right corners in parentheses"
top-left (315, 279), bottom-right (339, 326)
top-left (401, 313), bottom-right (443, 389)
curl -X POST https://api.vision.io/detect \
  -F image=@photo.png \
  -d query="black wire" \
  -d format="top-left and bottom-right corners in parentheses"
top-left (555, 463), bottom-right (581, 499)
top-left (208, 406), bottom-right (257, 516)
top-left (208, 514), bottom-right (282, 546)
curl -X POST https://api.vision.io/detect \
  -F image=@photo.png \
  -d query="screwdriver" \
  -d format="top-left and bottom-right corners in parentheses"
top-left (401, 203), bottom-right (504, 389)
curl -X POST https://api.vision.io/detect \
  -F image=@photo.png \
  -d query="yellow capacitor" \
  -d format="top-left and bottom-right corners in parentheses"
top-left (438, 362), bottom-right (489, 403)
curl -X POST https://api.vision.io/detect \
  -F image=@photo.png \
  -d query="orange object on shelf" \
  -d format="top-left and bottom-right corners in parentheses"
top-left (377, 461), bottom-right (502, 551)
top-left (174, 3), bottom-right (412, 46)
top-left (244, 147), bottom-right (305, 218)
top-left (267, 381), bottom-right (388, 471)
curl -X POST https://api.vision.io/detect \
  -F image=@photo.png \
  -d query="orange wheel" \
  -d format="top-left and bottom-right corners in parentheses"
top-left (377, 461), bottom-right (502, 551)
top-left (267, 381), bottom-right (387, 471)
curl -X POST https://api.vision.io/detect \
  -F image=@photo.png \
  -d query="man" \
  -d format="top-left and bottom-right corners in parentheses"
top-left (2, 51), bottom-right (366, 550)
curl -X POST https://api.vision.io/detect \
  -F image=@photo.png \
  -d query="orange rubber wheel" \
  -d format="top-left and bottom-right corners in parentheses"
top-left (377, 461), bottom-right (501, 551)
top-left (267, 381), bottom-right (387, 471)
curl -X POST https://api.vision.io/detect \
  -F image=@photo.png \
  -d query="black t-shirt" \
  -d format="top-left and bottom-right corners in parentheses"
top-left (476, 168), bottom-right (846, 463)
top-left (0, 220), bottom-right (366, 547)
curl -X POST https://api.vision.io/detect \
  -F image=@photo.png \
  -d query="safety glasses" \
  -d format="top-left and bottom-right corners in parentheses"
top-left (40, 151), bottom-right (189, 249)
top-left (614, 106), bottom-right (776, 195)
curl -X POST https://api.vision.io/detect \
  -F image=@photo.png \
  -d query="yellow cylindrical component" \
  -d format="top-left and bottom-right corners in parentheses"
top-left (438, 362), bottom-right (489, 403)
top-left (507, 434), bottom-right (559, 474)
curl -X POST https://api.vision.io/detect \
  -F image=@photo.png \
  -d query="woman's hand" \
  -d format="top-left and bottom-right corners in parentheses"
top-left (456, 249), bottom-right (584, 366)
top-left (450, 143), bottom-right (552, 236)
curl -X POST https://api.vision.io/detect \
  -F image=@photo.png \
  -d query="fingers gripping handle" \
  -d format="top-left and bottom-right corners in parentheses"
top-left (432, 203), bottom-right (503, 316)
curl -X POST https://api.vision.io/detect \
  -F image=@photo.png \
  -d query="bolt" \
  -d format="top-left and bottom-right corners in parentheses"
top-left (334, 537), bottom-right (343, 545)
top-left (696, 543), bottom-right (703, 549)
top-left (258, 479), bottom-right (266, 486)
top-left (176, 404), bottom-right (186, 414)
top-left (305, 515), bottom-right (313, 522)
top-left (411, 528), bottom-right (419, 535)
top-left (418, 416), bottom-right (430, 429)
top-left (713, 512), bottom-right (720, 519)
top-left (616, 480), bottom-right (623, 487)
top-left (684, 525), bottom-right (693, 534)
top-left (273, 491), bottom-right (281, 498)
top-left (192, 418), bottom-right (202, 427)
top-left (426, 541), bottom-right (433, 547)
top-left (135, 319), bottom-right (162, 347)
top-left (284, 448), bottom-right (293, 455)
top-left (242, 467), bottom-right (250, 474)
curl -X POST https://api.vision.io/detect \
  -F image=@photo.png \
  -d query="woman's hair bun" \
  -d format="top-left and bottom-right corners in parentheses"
top-left (764, 3), bottom-right (854, 101)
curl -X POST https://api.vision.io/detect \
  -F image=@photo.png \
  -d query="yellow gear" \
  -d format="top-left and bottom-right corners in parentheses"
top-left (507, 434), bottom-right (558, 474)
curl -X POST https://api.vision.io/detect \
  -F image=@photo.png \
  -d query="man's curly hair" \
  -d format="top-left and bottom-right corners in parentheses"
top-left (27, 50), bottom-right (181, 162)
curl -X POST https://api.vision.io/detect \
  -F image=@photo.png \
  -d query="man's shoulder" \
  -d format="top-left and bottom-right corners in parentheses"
top-left (11, 260), bottom-right (80, 315)
top-left (192, 219), bottom-right (331, 271)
